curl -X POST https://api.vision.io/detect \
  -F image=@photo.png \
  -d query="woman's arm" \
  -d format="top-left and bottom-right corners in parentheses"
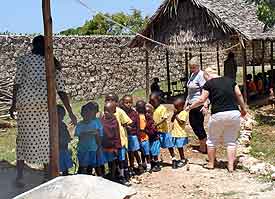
top-left (58, 91), bottom-right (77, 125)
top-left (234, 85), bottom-right (247, 117)
top-left (187, 90), bottom-right (209, 111)
top-left (9, 84), bottom-right (20, 119)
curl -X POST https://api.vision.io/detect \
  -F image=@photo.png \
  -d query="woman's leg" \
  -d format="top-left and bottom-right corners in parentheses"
top-left (227, 146), bottom-right (236, 172)
top-left (189, 107), bottom-right (207, 153)
top-left (207, 147), bottom-right (216, 168)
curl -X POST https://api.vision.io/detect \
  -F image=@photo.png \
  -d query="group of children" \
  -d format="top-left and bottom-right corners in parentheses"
top-left (58, 92), bottom-right (189, 186)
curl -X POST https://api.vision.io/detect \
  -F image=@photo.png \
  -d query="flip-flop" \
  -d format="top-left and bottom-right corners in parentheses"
top-left (202, 164), bottom-right (214, 170)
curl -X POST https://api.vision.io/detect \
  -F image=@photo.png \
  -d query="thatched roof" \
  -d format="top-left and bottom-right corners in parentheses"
top-left (129, 0), bottom-right (275, 48)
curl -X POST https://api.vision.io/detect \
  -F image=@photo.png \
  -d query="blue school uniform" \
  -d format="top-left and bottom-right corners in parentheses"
top-left (158, 132), bottom-right (174, 148)
top-left (140, 140), bottom-right (150, 156)
top-left (75, 118), bottom-right (104, 167)
top-left (150, 139), bottom-right (161, 156)
top-left (59, 122), bottom-right (73, 172)
top-left (128, 135), bottom-right (140, 152)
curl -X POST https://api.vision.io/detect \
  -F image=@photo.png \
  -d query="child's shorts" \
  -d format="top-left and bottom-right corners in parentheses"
top-left (140, 140), bottom-right (150, 156)
top-left (172, 137), bottom-right (188, 148)
top-left (128, 135), bottom-right (140, 152)
top-left (158, 132), bottom-right (174, 148)
top-left (150, 139), bottom-right (161, 156)
top-left (118, 147), bottom-right (127, 161)
top-left (96, 149), bottom-right (106, 166)
top-left (77, 151), bottom-right (97, 167)
top-left (103, 151), bottom-right (117, 162)
top-left (59, 149), bottom-right (73, 172)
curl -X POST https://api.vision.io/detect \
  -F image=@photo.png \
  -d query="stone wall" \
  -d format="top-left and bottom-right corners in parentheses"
top-left (0, 35), bottom-right (273, 100)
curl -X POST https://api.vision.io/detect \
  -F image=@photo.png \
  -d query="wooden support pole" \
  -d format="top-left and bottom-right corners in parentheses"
top-left (216, 43), bottom-right (220, 75)
top-left (252, 41), bottom-right (255, 76)
top-left (199, 47), bottom-right (203, 70)
top-left (262, 40), bottom-right (265, 73)
top-left (185, 50), bottom-right (189, 88)
top-left (166, 49), bottom-right (171, 97)
top-left (42, 0), bottom-right (59, 178)
top-left (145, 50), bottom-right (150, 101)
top-left (271, 41), bottom-right (274, 84)
top-left (242, 41), bottom-right (248, 103)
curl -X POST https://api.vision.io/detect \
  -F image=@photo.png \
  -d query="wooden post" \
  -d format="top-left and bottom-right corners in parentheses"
top-left (252, 41), bottom-right (255, 76)
top-left (241, 41), bottom-right (248, 103)
top-left (262, 40), bottom-right (265, 73)
top-left (271, 41), bottom-right (274, 84)
top-left (42, 0), bottom-right (59, 178)
top-left (199, 47), bottom-right (203, 69)
top-left (185, 50), bottom-right (189, 88)
top-left (166, 49), bottom-right (171, 97)
top-left (216, 43), bottom-right (220, 75)
top-left (145, 50), bottom-right (150, 101)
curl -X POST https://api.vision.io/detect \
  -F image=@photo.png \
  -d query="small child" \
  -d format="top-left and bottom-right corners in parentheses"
top-left (171, 98), bottom-right (189, 168)
top-left (121, 95), bottom-right (143, 175)
top-left (75, 102), bottom-right (104, 176)
top-left (105, 93), bottom-right (132, 186)
top-left (57, 105), bottom-right (73, 176)
top-left (149, 92), bottom-right (177, 169)
top-left (145, 103), bottom-right (161, 172)
top-left (136, 100), bottom-right (153, 172)
top-left (101, 102), bottom-right (121, 179)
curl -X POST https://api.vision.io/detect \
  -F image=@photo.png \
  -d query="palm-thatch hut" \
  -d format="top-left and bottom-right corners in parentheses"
top-left (129, 0), bottom-right (275, 103)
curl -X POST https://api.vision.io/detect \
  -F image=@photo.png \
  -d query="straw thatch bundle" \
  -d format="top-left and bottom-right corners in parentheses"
top-left (0, 77), bottom-right (12, 120)
top-left (129, 0), bottom-right (275, 49)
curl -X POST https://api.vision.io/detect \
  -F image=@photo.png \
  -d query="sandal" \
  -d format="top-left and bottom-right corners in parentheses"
top-left (202, 164), bottom-right (214, 170)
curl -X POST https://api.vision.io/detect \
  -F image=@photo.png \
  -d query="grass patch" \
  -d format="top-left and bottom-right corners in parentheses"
top-left (250, 128), bottom-right (275, 165)
top-left (0, 128), bottom-right (16, 163)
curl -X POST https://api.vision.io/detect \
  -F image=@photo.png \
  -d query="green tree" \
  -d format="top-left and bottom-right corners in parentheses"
top-left (249, 0), bottom-right (275, 28)
top-left (60, 9), bottom-right (148, 36)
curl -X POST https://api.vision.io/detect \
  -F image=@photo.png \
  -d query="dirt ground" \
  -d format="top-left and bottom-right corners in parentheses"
top-left (1, 105), bottom-right (275, 199)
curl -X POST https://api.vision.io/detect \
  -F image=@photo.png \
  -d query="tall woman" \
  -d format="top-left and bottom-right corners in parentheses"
top-left (186, 67), bottom-right (246, 172)
top-left (185, 57), bottom-right (208, 153)
top-left (9, 35), bottom-right (77, 184)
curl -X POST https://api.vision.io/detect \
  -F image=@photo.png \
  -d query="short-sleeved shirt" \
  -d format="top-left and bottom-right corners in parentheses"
top-left (114, 107), bottom-right (132, 148)
top-left (153, 105), bottom-right (169, 132)
top-left (75, 118), bottom-right (103, 152)
top-left (171, 111), bottom-right (188, 138)
top-left (139, 114), bottom-right (149, 142)
top-left (187, 70), bottom-right (206, 104)
top-left (203, 77), bottom-right (239, 114)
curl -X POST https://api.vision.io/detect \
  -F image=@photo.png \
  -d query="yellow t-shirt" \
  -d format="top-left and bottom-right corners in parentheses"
top-left (114, 107), bottom-right (132, 148)
top-left (153, 105), bottom-right (169, 132)
top-left (171, 111), bottom-right (188, 138)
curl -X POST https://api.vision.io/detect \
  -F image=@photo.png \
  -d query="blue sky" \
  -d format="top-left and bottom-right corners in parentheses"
top-left (0, 0), bottom-right (162, 34)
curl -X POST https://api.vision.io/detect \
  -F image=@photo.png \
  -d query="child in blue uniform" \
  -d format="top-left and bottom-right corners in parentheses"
top-left (171, 98), bottom-right (189, 168)
top-left (57, 105), bottom-right (73, 176)
top-left (120, 95), bottom-right (143, 175)
top-left (75, 102), bottom-right (104, 176)
top-left (150, 92), bottom-right (177, 169)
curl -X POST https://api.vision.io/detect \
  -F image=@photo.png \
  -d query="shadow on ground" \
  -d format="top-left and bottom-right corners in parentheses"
top-left (0, 160), bottom-right (44, 199)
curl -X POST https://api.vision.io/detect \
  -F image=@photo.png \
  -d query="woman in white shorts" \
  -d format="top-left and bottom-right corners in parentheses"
top-left (186, 67), bottom-right (247, 172)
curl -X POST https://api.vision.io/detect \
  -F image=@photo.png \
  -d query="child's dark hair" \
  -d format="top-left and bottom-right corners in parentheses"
top-left (173, 97), bottom-right (185, 105)
top-left (81, 102), bottom-right (97, 117)
top-left (105, 93), bottom-right (119, 102)
top-left (90, 101), bottom-right (99, 113)
top-left (150, 92), bottom-right (161, 100)
top-left (57, 104), bottom-right (66, 118)
top-left (136, 100), bottom-right (146, 114)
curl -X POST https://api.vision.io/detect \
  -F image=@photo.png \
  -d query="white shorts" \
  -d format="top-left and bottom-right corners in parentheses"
top-left (207, 110), bottom-right (240, 148)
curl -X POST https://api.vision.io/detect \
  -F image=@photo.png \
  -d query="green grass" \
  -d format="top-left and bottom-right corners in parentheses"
top-left (250, 129), bottom-right (275, 165)
top-left (0, 128), bottom-right (16, 163)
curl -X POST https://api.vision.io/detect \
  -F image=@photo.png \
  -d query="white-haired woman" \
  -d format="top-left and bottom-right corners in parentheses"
top-left (185, 67), bottom-right (246, 172)
top-left (185, 57), bottom-right (208, 153)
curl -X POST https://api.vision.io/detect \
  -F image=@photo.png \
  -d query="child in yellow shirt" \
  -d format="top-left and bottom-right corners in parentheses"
top-left (149, 92), bottom-right (177, 169)
top-left (171, 97), bottom-right (189, 168)
top-left (105, 93), bottom-right (132, 186)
